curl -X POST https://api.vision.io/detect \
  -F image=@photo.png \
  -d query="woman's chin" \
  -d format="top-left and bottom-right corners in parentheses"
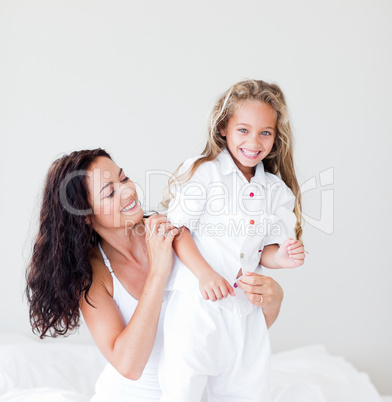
top-left (121, 208), bottom-right (144, 228)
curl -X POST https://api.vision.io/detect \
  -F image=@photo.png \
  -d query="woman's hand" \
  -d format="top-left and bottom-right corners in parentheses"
top-left (144, 214), bottom-right (179, 279)
top-left (235, 271), bottom-right (283, 328)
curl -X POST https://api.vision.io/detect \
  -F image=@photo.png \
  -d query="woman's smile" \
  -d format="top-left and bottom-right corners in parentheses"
top-left (121, 199), bottom-right (137, 213)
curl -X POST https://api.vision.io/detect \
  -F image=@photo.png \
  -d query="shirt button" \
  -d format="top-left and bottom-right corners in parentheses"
top-left (250, 220), bottom-right (255, 225)
top-left (240, 253), bottom-right (244, 258)
top-left (259, 249), bottom-right (262, 253)
top-left (250, 192), bottom-right (254, 198)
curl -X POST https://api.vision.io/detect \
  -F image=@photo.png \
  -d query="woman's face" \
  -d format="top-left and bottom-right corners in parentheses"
top-left (86, 157), bottom-right (143, 232)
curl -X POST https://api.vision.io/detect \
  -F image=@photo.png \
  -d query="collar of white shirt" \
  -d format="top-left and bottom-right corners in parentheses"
top-left (217, 148), bottom-right (267, 187)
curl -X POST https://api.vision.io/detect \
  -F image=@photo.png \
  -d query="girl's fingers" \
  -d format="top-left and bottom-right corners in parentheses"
top-left (280, 239), bottom-right (293, 249)
top-left (289, 245), bottom-right (304, 254)
top-left (219, 284), bottom-right (228, 299)
top-left (291, 253), bottom-right (305, 260)
top-left (207, 289), bottom-right (217, 301)
top-left (227, 283), bottom-right (235, 297)
top-left (222, 280), bottom-right (235, 297)
top-left (288, 243), bottom-right (304, 250)
top-left (292, 257), bottom-right (304, 266)
top-left (288, 242), bottom-right (303, 250)
top-left (213, 287), bottom-right (224, 300)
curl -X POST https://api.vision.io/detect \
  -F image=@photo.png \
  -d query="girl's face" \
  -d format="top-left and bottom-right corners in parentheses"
top-left (86, 157), bottom-right (143, 232)
top-left (221, 101), bottom-right (277, 178)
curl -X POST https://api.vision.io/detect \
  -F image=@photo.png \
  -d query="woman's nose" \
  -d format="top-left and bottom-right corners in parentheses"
top-left (120, 183), bottom-right (135, 200)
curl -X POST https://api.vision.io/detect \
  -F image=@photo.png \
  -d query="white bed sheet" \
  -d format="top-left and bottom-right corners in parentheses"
top-left (270, 344), bottom-right (383, 402)
top-left (0, 388), bottom-right (88, 402)
top-left (0, 334), bottom-right (390, 402)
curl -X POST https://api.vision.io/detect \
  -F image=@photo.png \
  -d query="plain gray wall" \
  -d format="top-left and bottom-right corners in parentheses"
top-left (1, 0), bottom-right (391, 395)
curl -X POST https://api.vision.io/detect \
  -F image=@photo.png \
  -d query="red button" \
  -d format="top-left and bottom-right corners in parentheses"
top-left (250, 220), bottom-right (255, 225)
top-left (250, 192), bottom-right (254, 197)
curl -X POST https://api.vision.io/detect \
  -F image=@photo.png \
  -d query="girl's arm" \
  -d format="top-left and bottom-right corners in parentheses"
top-left (80, 216), bottom-right (177, 380)
top-left (173, 227), bottom-right (235, 300)
top-left (260, 239), bottom-right (305, 269)
top-left (235, 272), bottom-right (283, 328)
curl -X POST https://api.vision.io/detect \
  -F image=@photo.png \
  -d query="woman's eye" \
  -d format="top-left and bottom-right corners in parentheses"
top-left (121, 176), bottom-right (129, 182)
top-left (107, 190), bottom-right (114, 198)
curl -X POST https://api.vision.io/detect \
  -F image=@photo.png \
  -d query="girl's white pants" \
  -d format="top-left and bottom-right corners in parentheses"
top-left (159, 290), bottom-right (271, 402)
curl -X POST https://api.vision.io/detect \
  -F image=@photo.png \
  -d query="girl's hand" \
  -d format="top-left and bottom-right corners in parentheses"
top-left (199, 270), bottom-right (235, 301)
top-left (144, 215), bottom-right (179, 279)
top-left (275, 238), bottom-right (305, 268)
top-left (235, 272), bottom-right (283, 309)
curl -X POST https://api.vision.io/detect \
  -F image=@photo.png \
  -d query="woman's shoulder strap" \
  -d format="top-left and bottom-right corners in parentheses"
top-left (98, 242), bottom-right (114, 275)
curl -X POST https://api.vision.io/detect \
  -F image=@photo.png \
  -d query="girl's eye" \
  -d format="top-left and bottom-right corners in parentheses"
top-left (107, 190), bottom-right (114, 198)
top-left (239, 128), bottom-right (248, 133)
top-left (261, 131), bottom-right (271, 136)
top-left (121, 176), bottom-right (129, 182)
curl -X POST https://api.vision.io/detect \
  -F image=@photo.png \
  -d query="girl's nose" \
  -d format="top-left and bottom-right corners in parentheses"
top-left (250, 132), bottom-right (261, 144)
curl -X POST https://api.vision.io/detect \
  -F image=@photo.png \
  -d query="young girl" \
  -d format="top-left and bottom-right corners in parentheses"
top-left (160, 79), bottom-right (305, 402)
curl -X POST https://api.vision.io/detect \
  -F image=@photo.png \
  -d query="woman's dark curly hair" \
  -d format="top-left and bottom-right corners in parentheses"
top-left (26, 148), bottom-right (112, 338)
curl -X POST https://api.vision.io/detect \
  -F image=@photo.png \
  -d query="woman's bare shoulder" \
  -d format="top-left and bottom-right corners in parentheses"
top-left (89, 246), bottom-right (113, 297)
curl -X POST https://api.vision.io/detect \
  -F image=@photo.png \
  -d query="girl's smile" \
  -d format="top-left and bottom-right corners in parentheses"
top-left (221, 101), bottom-right (277, 179)
top-left (240, 148), bottom-right (262, 159)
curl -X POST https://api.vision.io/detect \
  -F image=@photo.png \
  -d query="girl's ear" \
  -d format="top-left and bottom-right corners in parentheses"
top-left (220, 128), bottom-right (227, 137)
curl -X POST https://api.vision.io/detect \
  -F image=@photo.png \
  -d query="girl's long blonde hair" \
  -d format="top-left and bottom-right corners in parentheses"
top-left (162, 79), bottom-right (303, 242)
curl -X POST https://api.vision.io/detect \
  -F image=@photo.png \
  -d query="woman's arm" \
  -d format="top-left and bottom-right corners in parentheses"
top-left (235, 272), bottom-right (284, 328)
top-left (80, 216), bottom-right (178, 380)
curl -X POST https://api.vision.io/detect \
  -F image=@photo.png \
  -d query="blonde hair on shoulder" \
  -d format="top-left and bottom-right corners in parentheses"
top-left (162, 79), bottom-right (303, 242)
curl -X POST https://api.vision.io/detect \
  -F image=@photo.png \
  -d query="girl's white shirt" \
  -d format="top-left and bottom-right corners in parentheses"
top-left (166, 148), bottom-right (296, 316)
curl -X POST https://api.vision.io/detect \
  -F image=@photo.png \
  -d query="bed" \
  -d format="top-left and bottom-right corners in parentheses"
top-left (0, 333), bottom-right (390, 402)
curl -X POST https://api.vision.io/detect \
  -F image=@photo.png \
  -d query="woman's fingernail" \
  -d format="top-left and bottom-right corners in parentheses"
top-left (234, 283), bottom-right (238, 288)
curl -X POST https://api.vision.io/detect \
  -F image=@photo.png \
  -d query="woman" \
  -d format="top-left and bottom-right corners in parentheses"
top-left (26, 149), bottom-right (285, 401)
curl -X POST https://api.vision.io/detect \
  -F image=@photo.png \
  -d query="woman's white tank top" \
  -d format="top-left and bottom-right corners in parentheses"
top-left (90, 243), bottom-right (167, 402)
